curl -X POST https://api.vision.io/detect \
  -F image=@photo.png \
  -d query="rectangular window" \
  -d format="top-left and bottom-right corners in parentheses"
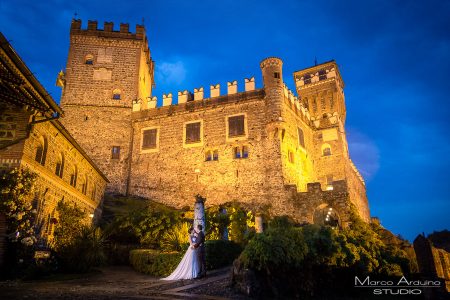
top-left (274, 72), bottom-right (280, 79)
top-left (213, 150), bottom-right (219, 161)
top-left (142, 129), bottom-right (157, 149)
top-left (111, 146), bottom-right (120, 159)
top-left (185, 122), bottom-right (201, 144)
top-left (228, 115), bottom-right (245, 137)
top-left (297, 127), bottom-right (305, 148)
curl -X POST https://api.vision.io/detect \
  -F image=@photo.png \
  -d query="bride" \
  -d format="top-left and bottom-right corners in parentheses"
top-left (161, 227), bottom-right (199, 280)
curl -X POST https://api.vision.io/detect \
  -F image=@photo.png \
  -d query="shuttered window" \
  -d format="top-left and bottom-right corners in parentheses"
top-left (228, 115), bottom-right (245, 137)
top-left (142, 129), bottom-right (157, 149)
top-left (185, 122), bottom-right (201, 144)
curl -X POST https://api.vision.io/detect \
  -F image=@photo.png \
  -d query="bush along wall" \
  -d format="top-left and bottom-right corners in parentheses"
top-left (205, 240), bottom-right (242, 270)
top-left (130, 240), bottom-right (243, 276)
top-left (129, 249), bottom-right (183, 277)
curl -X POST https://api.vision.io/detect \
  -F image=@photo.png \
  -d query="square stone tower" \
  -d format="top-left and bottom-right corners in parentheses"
top-left (58, 19), bottom-right (154, 194)
top-left (294, 61), bottom-right (369, 221)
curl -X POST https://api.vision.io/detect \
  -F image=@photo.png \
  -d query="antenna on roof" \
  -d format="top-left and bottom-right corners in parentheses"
top-left (314, 57), bottom-right (318, 66)
top-left (73, 12), bottom-right (78, 20)
top-left (142, 17), bottom-right (145, 26)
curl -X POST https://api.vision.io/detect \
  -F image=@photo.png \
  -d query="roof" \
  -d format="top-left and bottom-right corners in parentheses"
top-left (0, 32), bottom-right (63, 115)
top-left (293, 59), bottom-right (337, 74)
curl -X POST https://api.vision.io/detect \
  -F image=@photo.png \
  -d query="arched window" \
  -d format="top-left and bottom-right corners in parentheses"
top-left (85, 54), bottom-right (94, 65)
top-left (242, 146), bottom-right (249, 158)
top-left (205, 150), bottom-right (212, 161)
top-left (91, 184), bottom-right (97, 200)
top-left (322, 144), bottom-right (332, 156)
top-left (213, 150), bottom-right (219, 161)
top-left (55, 153), bottom-right (64, 178)
top-left (82, 175), bottom-right (88, 195)
top-left (234, 147), bottom-right (241, 159)
top-left (70, 166), bottom-right (78, 187)
top-left (34, 136), bottom-right (47, 166)
top-left (288, 150), bottom-right (295, 164)
top-left (112, 89), bottom-right (121, 100)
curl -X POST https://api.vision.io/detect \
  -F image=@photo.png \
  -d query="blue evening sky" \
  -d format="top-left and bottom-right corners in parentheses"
top-left (1, 0), bottom-right (449, 241)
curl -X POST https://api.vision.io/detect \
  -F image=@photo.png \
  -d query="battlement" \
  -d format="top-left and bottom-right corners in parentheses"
top-left (293, 60), bottom-right (344, 90)
top-left (70, 19), bottom-right (145, 40)
top-left (282, 83), bottom-right (313, 125)
top-left (132, 76), bottom-right (258, 112)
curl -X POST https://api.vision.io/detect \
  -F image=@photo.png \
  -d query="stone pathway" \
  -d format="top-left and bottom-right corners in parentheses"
top-left (0, 266), bottom-right (248, 299)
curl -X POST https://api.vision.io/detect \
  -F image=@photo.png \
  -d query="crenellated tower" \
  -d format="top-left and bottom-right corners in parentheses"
top-left (58, 19), bottom-right (154, 194)
top-left (294, 60), bottom-right (346, 123)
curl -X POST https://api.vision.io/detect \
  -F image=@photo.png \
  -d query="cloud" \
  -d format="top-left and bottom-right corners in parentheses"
top-left (347, 128), bottom-right (380, 182)
top-left (155, 61), bottom-right (187, 87)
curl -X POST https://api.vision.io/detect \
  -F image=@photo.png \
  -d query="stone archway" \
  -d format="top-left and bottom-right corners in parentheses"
top-left (313, 203), bottom-right (341, 228)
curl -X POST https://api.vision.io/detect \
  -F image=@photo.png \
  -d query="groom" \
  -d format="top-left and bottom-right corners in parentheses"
top-left (193, 224), bottom-right (206, 278)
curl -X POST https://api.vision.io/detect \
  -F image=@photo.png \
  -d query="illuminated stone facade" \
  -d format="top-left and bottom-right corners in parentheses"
top-left (59, 20), bottom-right (370, 225)
top-left (0, 32), bottom-right (108, 266)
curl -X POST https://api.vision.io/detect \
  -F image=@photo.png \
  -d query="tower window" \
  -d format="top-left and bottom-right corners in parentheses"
top-left (111, 146), bottom-right (120, 159)
top-left (319, 69), bottom-right (327, 81)
top-left (112, 89), bottom-right (121, 100)
top-left (297, 127), bottom-right (305, 148)
top-left (142, 128), bottom-right (158, 150)
top-left (85, 54), bottom-right (94, 65)
top-left (185, 122), bottom-right (201, 144)
top-left (304, 74), bottom-right (311, 84)
top-left (322, 146), bottom-right (332, 156)
top-left (213, 150), bottom-right (219, 161)
top-left (228, 115), bottom-right (245, 138)
top-left (274, 72), bottom-right (280, 79)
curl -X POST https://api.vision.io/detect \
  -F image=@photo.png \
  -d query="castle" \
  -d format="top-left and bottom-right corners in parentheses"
top-left (57, 19), bottom-right (370, 226)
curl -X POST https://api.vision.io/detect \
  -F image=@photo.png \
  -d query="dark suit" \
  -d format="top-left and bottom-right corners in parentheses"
top-left (194, 230), bottom-right (206, 277)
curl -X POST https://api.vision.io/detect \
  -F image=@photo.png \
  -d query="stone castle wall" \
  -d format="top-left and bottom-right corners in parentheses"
top-left (129, 90), bottom-right (279, 209)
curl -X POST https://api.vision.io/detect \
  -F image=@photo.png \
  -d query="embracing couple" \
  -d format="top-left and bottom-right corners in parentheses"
top-left (162, 224), bottom-right (206, 280)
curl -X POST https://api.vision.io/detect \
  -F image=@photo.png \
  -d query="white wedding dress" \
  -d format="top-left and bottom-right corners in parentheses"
top-left (161, 235), bottom-right (199, 280)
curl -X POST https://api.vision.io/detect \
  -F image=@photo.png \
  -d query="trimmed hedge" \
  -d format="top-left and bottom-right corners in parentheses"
top-left (129, 249), bottom-right (183, 276)
top-left (130, 240), bottom-right (242, 276)
top-left (205, 240), bottom-right (242, 270)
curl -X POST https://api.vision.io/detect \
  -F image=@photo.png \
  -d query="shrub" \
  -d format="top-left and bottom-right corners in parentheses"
top-left (0, 168), bottom-right (37, 278)
top-left (161, 222), bottom-right (191, 252)
top-left (53, 200), bottom-right (86, 251)
top-left (240, 226), bottom-right (307, 272)
top-left (57, 226), bottom-right (106, 273)
top-left (205, 240), bottom-right (242, 270)
top-left (129, 249), bottom-right (183, 276)
top-left (101, 196), bottom-right (181, 248)
top-left (104, 243), bottom-right (139, 265)
top-left (233, 212), bottom-right (416, 298)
